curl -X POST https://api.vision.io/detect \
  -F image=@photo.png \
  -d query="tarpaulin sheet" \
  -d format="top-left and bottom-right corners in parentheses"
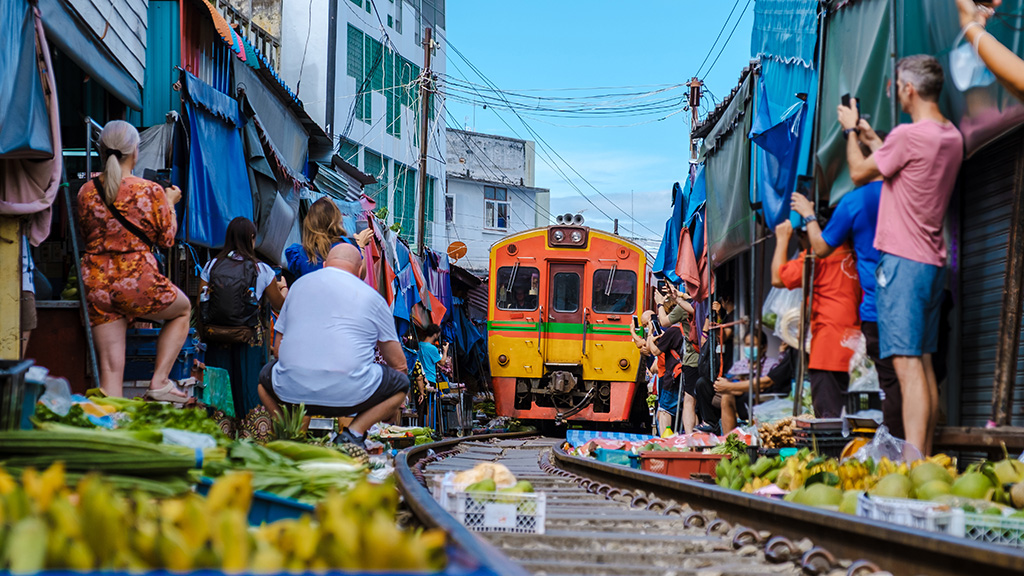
top-left (816, 0), bottom-right (894, 205)
top-left (35, 0), bottom-right (141, 110)
top-left (0, 1), bottom-right (52, 159)
top-left (705, 73), bottom-right (754, 268)
top-left (652, 182), bottom-right (686, 283)
top-left (899, 0), bottom-right (1024, 156)
top-left (182, 71), bottom-right (253, 248)
top-left (750, 76), bottom-right (808, 228)
top-left (751, 0), bottom-right (819, 68)
top-left (233, 58), bottom-right (308, 172)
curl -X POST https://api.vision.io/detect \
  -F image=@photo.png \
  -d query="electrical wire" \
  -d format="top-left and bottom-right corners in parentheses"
top-left (694, 0), bottom-right (744, 78)
top-left (701, 0), bottom-right (755, 79)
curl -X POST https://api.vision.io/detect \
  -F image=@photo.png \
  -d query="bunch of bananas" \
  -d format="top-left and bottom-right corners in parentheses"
top-left (775, 450), bottom-right (838, 491)
top-left (0, 464), bottom-right (446, 573)
top-left (837, 459), bottom-right (872, 491)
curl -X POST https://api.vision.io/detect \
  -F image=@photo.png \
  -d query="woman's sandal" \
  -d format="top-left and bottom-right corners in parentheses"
top-left (144, 381), bottom-right (189, 403)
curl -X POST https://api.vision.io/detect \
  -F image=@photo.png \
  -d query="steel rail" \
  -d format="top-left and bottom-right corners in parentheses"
top-left (551, 445), bottom-right (1024, 576)
top-left (394, 431), bottom-right (534, 576)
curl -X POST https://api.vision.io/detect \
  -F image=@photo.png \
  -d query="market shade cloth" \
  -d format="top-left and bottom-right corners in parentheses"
top-left (652, 182), bottom-right (686, 284)
top-left (751, 0), bottom-right (818, 68)
top-left (0, 1), bottom-right (52, 159)
top-left (704, 72), bottom-right (754, 268)
top-left (136, 113), bottom-right (178, 175)
top-left (900, 0), bottom-right (1024, 156)
top-left (233, 58), bottom-right (308, 173)
top-left (816, 0), bottom-right (894, 206)
top-left (35, 0), bottom-right (142, 110)
top-left (750, 76), bottom-right (808, 229)
top-left (0, 5), bottom-right (62, 246)
top-left (181, 71), bottom-right (253, 248)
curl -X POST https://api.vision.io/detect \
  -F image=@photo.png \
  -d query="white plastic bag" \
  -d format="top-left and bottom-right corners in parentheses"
top-left (850, 425), bottom-right (923, 463)
top-left (752, 397), bottom-right (794, 424)
top-left (762, 287), bottom-right (801, 334)
top-left (842, 329), bottom-right (879, 392)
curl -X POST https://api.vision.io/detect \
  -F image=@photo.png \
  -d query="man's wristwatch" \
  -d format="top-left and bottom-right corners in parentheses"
top-left (843, 127), bottom-right (860, 138)
top-left (803, 214), bottom-right (818, 225)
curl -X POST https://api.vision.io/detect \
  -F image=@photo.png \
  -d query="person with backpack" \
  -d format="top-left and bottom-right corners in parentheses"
top-left (200, 217), bottom-right (287, 419)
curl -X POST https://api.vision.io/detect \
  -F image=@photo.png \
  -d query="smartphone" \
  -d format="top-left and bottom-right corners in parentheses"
top-left (650, 321), bottom-right (664, 337)
top-left (355, 219), bottom-right (369, 233)
top-left (657, 279), bottom-right (669, 294)
top-left (632, 315), bottom-right (641, 331)
top-left (142, 168), bottom-right (172, 189)
top-left (840, 93), bottom-right (861, 122)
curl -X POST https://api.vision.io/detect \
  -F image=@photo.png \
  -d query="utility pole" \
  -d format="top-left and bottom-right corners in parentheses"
top-left (416, 27), bottom-right (433, 256)
top-left (687, 77), bottom-right (703, 161)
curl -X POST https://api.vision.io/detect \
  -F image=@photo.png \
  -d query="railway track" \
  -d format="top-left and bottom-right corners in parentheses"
top-left (394, 433), bottom-right (1024, 576)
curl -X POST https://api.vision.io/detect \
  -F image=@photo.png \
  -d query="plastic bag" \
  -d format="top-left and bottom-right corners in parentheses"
top-left (753, 397), bottom-right (794, 424)
top-left (842, 329), bottom-right (879, 392)
top-left (762, 287), bottom-right (801, 333)
top-left (850, 424), bottom-right (923, 463)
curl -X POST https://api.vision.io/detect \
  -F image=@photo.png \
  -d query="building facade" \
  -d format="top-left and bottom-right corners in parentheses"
top-left (280, 0), bottom-right (446, 250)
top-left (445, 128), bottom-right (550, 274)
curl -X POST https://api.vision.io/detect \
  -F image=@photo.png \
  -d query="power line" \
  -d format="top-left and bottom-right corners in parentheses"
top-left (702, 0), bottom-right (755, 79)
top-left (694, 0), bottom-right (744, 78)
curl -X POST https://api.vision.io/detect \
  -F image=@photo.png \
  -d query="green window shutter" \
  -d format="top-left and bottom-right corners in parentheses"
top-left (424, 178), bottom-right (435, 248)
top-left (366, 38), bottom-right (383, 92)
top-left (349, 0), bottom-right (361, 7)
top-left (364, 150), bottom-right (385, 208)
top-left (347, 25), bottom-right (363, 79)
top-left (404, 168), bottom-right (417, 242)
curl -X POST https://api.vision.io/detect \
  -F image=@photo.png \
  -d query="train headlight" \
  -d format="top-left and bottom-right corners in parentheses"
top-left (498, 354), bottom-right (509, 366)
top-left (571, 231), bottom-right (583, 243)
top-left (619, 358), bottom-right (630, 369)
top-left (553, 230), bottom-right (564, 242)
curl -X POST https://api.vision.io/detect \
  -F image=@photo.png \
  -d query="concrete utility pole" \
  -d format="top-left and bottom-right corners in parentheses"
top-left (687, 77), bottom-right (703, 161)
top-left (416, 27), bottom-right (433, 256)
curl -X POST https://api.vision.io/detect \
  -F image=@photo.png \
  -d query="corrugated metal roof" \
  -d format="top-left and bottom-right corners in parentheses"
top-left (314, 163), bottom-right (362, 202)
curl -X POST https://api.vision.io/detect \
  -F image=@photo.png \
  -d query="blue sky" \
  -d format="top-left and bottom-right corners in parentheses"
top-left (443, 1), bottom-right (756, 247)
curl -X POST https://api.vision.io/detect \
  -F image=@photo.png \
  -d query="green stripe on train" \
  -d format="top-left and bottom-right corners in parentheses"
top-left (488, 321), bottom-right (633, 335)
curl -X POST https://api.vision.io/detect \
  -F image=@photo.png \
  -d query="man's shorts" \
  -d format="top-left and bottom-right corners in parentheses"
top-left (658, 378), bottom-right (679, 416)
top-left (258, 360), bottom-right (410, 417)
top-left (875, 252), bottom-right (946, 359)
top-left (680, 365), bottom-right (698, 397)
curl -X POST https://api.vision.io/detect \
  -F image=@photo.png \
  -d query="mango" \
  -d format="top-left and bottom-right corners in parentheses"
top-left (909, 462), bottom-right (952, 487)
top-left (951, 472), bottom-right (993, 500)
top-left (993, 459), bottom-right (1024, 485)
top-left (870, 474), bottom-right (913, 499)
top-left (499, 481), bottom-right (534, 494)
top-left (465, 478), bottom-right (496, 493)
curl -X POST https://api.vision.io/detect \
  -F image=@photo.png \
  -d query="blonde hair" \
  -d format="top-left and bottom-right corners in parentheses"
top-left (301, 197), bottom-right (346, 263)
top-left (97, 120), bottom-right (139, 204)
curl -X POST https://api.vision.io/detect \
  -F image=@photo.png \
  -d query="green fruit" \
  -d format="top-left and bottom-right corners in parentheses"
top-left (983, 506), bottom-right (1004, 516)
top-left (466, 478), bottom-right (496, 493)
top-left (797, 483), bottom-right (843, 508)
top-left (910, 462), bottom-right (953, 487)
top-left (839, 490), bottom-right (864, 515)
top-left (951, 472), bottom-right (994, 500)
top-left (784, 487), bottom-right (803, 503)
top-left (915, 479), bottom-right (952, 501)
top-left (993, 459), bottom-right (1024, 485)
top-left (1010, 510), bottom-right (1024, 519)
top-left (500, 481), bottom-right (534, 494)
top-left (870, 474), bottom-right (913, 499)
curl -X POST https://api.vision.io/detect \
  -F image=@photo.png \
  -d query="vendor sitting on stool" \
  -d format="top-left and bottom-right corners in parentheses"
top-left (258, 243), bottom-right (410, 449)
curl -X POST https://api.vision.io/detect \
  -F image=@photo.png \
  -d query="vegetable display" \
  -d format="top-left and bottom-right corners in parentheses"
top-left (0, 464), bottom-right (446, 573)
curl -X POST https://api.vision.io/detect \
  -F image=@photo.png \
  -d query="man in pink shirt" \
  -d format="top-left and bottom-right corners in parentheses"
top-left (838, 55), bottom-right (964, 455)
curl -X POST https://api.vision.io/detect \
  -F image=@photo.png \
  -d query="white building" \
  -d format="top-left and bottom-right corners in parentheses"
top-left (280, 0), bottom-right (446, 250)
top-left (445, 128), bottom-right (551, 274)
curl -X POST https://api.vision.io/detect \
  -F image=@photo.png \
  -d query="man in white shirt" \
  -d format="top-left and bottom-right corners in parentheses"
top-left (258, 243), bottom-right (409, 448)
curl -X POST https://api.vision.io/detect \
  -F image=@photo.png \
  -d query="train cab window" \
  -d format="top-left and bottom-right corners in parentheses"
top-left (592, 269), bottom-right (637, 314)
top-left (551, 272), bottom-right (580, 313)
top-left (496, 266), bottom-right (539, 310)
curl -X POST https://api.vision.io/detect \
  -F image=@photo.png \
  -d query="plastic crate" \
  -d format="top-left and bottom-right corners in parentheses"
top-left (0, 360), bottom-right (34, 431)
top-left (196, 477), bottom-right (314, 525)
top-left (594, 448), bottom-right (640, 469)
top-left (963, 512), bottom-right (1024, 549)
top-left (846, 391), bottom-right (882, 413)
top-left (436, 478), bottom-right (545, 534)
top-left (126, 328), bottom-right (197, 357)
top-left (639, 451), bottom-right (727, 479)
top-left (124, 352), bottom-right (194, 382)
top-left (856, 493), bottom-right (964, 535)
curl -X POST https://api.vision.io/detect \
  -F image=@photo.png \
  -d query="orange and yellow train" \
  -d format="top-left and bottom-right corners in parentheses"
top-left (487, 217), bottom-right (652, 427)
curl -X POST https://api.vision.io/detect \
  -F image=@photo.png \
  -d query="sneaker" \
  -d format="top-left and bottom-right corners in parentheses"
top-left (337, 428), bottom-right (367, 450)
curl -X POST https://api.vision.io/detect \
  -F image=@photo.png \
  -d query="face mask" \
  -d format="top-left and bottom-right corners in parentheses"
top-left (950, 28), bottom-right (996, 92)
top-left (743, 346), bottom-right (758, 360)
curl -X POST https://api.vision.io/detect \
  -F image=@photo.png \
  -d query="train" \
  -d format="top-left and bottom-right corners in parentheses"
top-left (486, 214), bottom-right (652, 428)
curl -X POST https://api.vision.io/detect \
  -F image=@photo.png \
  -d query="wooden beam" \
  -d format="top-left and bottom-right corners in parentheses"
top-left (0, 217), bottom-right (20, 360)
top-left (992, 139), bottom-right (1024, 425)
top-left (934, 426), bottom-right (1024, 455)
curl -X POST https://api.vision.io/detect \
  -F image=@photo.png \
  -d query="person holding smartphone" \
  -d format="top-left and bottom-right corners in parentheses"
top-left (957, 0), bottom-right (1024, 102)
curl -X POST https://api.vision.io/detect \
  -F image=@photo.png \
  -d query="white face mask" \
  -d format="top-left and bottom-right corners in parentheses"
top-left (950, 27), bottom-right (995, 92)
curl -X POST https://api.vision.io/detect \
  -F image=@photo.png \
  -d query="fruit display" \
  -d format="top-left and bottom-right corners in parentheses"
top-left (0, 463), bottom-right (446, 573)
top-left (453, 462), bottom-right (519, 489)
top-left (758, 417), bottom-right (796, 449)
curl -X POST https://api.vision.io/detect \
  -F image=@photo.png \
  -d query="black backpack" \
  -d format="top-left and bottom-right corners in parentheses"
top-left (200, 257), bottom-right (260, 343)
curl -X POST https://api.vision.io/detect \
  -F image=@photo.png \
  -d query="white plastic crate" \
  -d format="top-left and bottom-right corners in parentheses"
top-left (435, 477), bottom-right (545, 534)
top-left (856, 493), bottom-right (966, 536)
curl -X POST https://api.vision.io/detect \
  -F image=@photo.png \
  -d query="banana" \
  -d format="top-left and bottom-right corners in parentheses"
top-left (5, 517), bottom-right (48, 574)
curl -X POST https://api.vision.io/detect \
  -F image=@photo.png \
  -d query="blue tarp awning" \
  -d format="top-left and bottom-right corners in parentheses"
top-left (750, 76), bottom-right (807, 228)
top-left (652, 182), bottom-right (687, 284)
top-left (181, 71), bottom-right (253, 248)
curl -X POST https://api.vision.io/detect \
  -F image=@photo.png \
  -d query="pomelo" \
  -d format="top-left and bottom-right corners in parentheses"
top-left (870, 473), bottom-right (913, 499)
top-left (950, 472), bottom-right (993, 500)
top-left (909, 462), bottom-right (952, 487)
top-left (915, 479), bottom-right (952, 501)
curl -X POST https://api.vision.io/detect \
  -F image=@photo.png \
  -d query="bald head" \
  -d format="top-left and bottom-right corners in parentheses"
top-left (324, 243), bottom-right (363, 275)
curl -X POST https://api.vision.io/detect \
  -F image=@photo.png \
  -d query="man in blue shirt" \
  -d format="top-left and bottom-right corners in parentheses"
top-left (790, 132), bottom-right (902, 437)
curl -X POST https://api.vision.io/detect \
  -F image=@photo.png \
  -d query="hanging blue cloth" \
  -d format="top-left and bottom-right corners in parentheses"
top-left (749, 76), bottom-right (807, 229)
top-left (181, 72), bottom-right (253, 248)
top-left (652, 182), bottom-right (687, 283)
top-left (686, 166), bottom-right (707, 257)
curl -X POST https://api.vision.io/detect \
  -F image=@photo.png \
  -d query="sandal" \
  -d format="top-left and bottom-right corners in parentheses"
top-left (144, 381), bottom-right (189, 403)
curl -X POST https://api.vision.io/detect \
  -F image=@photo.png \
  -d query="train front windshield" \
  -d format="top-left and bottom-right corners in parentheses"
top-left (496, 265), bottom-right (539, 311)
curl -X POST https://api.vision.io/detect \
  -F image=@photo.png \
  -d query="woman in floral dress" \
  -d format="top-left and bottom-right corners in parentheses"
top-left (76, 121), bottom-right (191, 400)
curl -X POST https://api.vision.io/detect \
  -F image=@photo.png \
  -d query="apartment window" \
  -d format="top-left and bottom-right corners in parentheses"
top-left (484, 186), bottom-right (509, 230)
top-left (445, 194), bottom-right (455, 224)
